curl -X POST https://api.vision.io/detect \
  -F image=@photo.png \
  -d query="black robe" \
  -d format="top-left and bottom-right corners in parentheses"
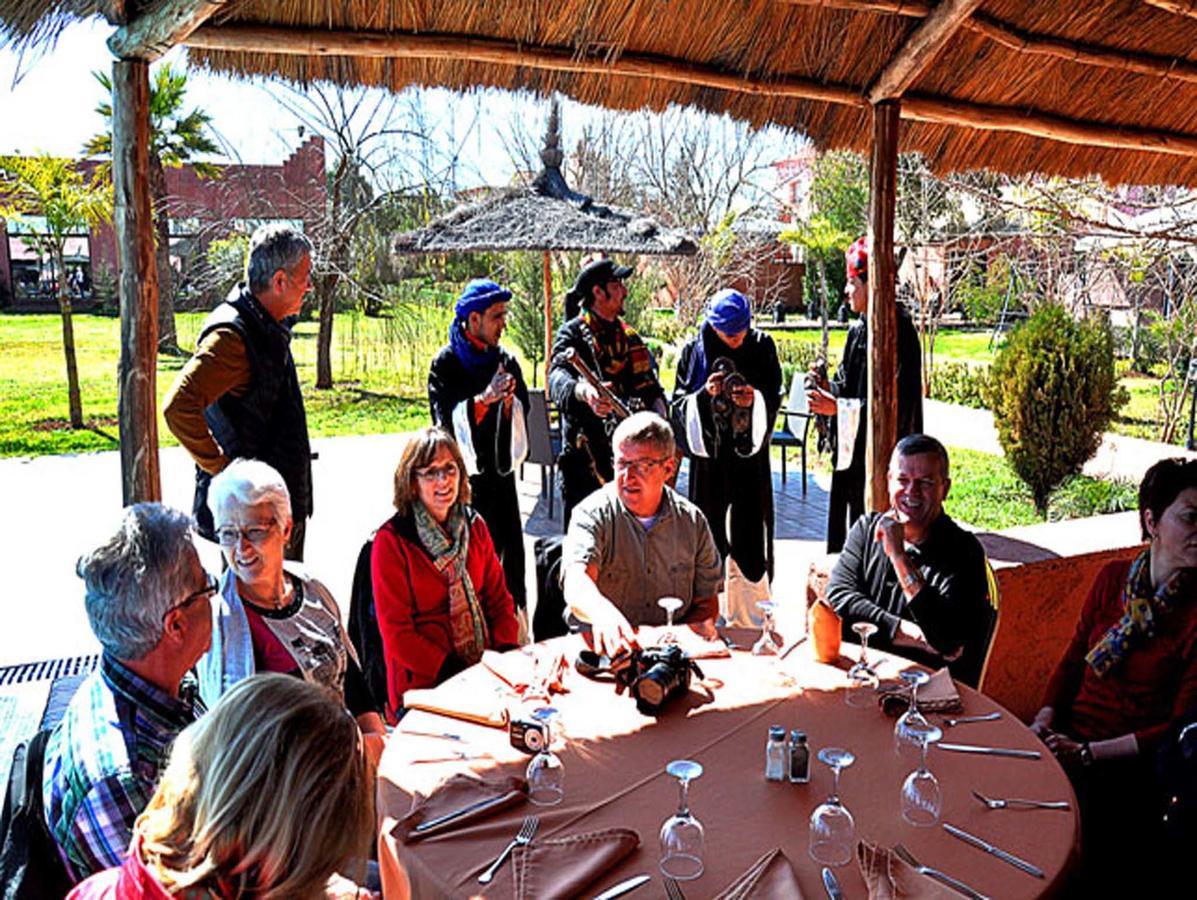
top-left (428, 343), bottom-right (530, 609)
top-left (671, 325), bottom-right (782, 583)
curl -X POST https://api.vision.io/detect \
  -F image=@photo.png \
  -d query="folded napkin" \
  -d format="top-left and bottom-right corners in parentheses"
top-left (636, 626), bottom-right (732, 660)
top-left (402, 680), bottom-right (510, 728)
top-left (393, 773), bottom-right (526, 843)
top-left (879, 667), bottom-right (962, 716)
top-left (857, 840), bottom-right (956, 899)
top-left (482, 649), bottom-right (571, 696)
top-left (713, 848), bottom-right (804, 899)
top-left (511, 827), bottom-right (639, 900)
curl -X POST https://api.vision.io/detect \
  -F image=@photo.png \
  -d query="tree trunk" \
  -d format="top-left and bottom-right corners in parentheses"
top-left (149, 157), bottom-right (180, 355)
top-left (53, 247), bottom-right (85, 428)
top-left (316, 271), bottom-right (336, 389)
top-left (816, 254), bottom-right (830, 359)
top-left (1129, 288), bottom-right (1143, 371)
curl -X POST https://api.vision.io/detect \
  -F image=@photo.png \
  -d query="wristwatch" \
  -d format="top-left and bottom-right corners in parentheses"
top-left (1079, 742), bottom-right (1094, 767)
top-left (901, 570), bottom-right (920, 590)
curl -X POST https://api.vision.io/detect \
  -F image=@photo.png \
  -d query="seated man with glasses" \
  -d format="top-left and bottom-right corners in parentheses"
top-left (195, 459), bottom-right (386, 754)
top-left (826, 434), bottom-right (991, 685)
top-left (43, 503), bottom-right (212, 883)
top-left (563, 412), bottom-right (723, 656)
top-left (371, 427), bottom-right (520, 718)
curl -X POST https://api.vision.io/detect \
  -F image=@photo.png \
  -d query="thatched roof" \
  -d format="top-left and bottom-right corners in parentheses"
top-left (8, 1), bottom-right (1197, 185)
top-left (391, 102), bottom-right (698, 257)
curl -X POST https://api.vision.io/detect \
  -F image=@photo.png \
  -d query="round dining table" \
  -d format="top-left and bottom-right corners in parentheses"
top-left (377, 631), bottom-right (1079, 899)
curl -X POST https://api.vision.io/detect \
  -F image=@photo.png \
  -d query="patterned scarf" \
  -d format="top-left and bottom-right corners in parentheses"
top-left (414, 502), bottom-right (489, 665)
top-left (1085, 548), bottom-right (1179, 676)
top-left (583, 310), bottom-right (655, 390)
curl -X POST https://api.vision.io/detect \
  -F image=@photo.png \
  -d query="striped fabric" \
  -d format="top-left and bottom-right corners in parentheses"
top-left (41, 655), bottom-right (203, 882)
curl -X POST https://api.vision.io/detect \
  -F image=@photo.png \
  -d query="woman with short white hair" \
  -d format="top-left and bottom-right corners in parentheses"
top-left (196, 458), bottom-right (386, 752)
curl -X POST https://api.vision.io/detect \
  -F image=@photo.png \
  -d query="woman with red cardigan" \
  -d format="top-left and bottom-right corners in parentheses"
top-left (1032, 457), bottom-right (1197, 892)
top-left (371, 426), bottom-right (520, 719)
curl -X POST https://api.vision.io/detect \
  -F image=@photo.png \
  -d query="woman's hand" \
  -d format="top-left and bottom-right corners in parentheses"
top-left (1043, 731), bottom-right (1086, 768)
top-left (1029, 705), bottom-right (1055, 739)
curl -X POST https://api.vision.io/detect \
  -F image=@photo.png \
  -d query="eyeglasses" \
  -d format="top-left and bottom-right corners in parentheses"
top-left (214, 518), bottom-right (278, 547)
top-left (416, 462), bottom-right (460, 483)
top-left (614, 456), bottom-right (671, 478)
top-left (163, 573), bottom-right (218, 620)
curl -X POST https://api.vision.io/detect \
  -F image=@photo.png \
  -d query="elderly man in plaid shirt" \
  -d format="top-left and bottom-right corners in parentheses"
top-left (42, 503), bottom-right (213, 882)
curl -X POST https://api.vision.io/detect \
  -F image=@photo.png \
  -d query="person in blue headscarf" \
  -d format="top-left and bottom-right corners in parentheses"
top-left (428, 278), bottom-right (530, 613)
top-left (671, 288), bottom-right (782, 593)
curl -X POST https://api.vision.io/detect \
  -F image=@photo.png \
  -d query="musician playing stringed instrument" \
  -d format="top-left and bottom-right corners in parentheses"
top-left (549, 257), bottom-right (667, 527)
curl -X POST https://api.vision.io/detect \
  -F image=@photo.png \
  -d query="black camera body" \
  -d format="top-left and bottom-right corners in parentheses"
top-left (615, 644), bottom-right (702, 716)
top-left (509, 717), bottom-right (548, 754)
top-left (709, 357), bottom-right (754, 457)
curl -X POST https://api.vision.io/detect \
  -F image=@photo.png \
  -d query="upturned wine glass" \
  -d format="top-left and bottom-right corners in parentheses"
top-left (894, 669), bottom-right (932, 763)
top-left (752, 600), bottom-right (780, 656)
top-left (658, 596), bottom-right (684, 644)
top-left (845, 622), bottom-right (879, 707)
top-left (900, 720), bottom-right (943, 826)
top-left (660, 759), bottom-right (705, 880)
top-left (525, 707), bottom-right (564, 806)
top-left (808, 747), bottom-right (856, 867)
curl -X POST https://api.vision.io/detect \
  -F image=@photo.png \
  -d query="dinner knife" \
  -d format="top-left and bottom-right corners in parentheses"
top-left (943, 822), bottom-right (1045, 879)
top-left (822, 866), bottom-right (844, 900)
top-left (591, 873), bottom-right (651, 900)
top-left (413, 794), bottom-right (509, 833)
top-left (938, 742), bottom-right (1042, 760)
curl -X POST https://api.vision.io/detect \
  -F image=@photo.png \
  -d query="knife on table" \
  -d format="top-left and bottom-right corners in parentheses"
top-left (412, 794), bottom-right (509, 833)
top-left (938, 742), bottom-right (1041, 759)
top-left (943, 822), bottom-right (1045, 878)
top-left (591, 874), bottom-right (651, 900)
top-left (822, 867), bottom-right (844, 899)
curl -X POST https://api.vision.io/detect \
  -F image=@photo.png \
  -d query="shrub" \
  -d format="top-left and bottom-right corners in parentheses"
top-left (985, 305), bottom-right (1125, 516)
top-left (929, 361), bottom-right (991, 409)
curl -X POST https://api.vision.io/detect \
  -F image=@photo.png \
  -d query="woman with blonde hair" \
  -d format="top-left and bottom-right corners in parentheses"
top-left (67, 673), bottom-right (375, 899)
top-left (371, 426), bottom-right (520, 719)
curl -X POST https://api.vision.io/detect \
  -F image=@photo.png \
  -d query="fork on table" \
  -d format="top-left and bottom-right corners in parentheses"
top-left (663, 875), bottom-right (686, 900)
top-left (892, 843), bottom-right (990, 900)
top-left (478, 815), bottom-right (539, 884)
top-left (971, 789), bottom-right (1070, 810)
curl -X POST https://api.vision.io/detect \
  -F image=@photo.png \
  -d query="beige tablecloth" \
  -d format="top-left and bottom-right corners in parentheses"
top-left (377, 635), bottom-right (1078, 899)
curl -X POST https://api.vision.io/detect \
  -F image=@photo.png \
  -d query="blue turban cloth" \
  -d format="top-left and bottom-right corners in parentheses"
top-left (450, 279), bottom-right (511, 376)
top-left (689, 289), bottom-right (752, 385)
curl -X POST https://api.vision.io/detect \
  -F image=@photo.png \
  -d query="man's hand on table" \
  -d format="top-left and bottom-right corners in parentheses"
top-left (686, 617), bottom-right (719, 642)
top-left (589, 606), bottom-right (639, 658)
top-left (891, 619), bottom-right (936, 655)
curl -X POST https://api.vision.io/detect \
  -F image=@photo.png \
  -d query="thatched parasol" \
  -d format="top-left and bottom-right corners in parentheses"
top-left (391, 99), bottom-right (698, 384)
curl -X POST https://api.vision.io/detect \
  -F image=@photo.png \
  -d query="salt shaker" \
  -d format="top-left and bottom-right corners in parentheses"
top-left (765, 726), bottom-right (787, 781)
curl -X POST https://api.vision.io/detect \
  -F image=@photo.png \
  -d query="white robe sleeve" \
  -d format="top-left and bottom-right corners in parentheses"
top-left (683, 393), bottom-right (710, 458)
top-left (451, 399), bottom-right (480, 476)
top-left (510, 398), bottom-right (529, 468)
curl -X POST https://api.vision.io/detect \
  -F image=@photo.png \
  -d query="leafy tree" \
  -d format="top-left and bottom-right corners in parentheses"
top-left (986, 305), bottom-right (1124, 516)
top-left (86, 63), bottom-right (219, 354)
top-left (0, 154), bottom-right (111, 427)
top-left (781, 215), bottom-right (854, 357)
top-left (809, 151), bottom-right (867, 237)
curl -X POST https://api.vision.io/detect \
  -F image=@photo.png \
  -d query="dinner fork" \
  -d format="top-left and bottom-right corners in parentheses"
top-left (892, 844), bottom-right (990, 900)
top-left (941, 712), bottom-right (1001, 727)
top-left (663, 875), bottom-right (686, 900)
top-left (478, 815), bottom-right (539, 884)
top-left (971, 789), bottom-right (1070, 811)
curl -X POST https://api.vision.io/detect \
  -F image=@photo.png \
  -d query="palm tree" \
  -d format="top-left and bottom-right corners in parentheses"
top-left (86, 63), bottom-right (219, 354)
top-left (0, 154), bottom-right (111, 427)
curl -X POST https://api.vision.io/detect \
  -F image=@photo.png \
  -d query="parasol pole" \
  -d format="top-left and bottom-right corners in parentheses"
top-left (543, 250), bottom-right (553, 388)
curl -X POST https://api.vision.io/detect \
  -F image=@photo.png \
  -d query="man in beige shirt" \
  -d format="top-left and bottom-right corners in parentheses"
top-left (164, 223), bottom-right (314, 559)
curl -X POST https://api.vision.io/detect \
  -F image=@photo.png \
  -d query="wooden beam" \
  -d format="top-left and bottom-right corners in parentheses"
top-left (112, 59), bottom-right (162, 504)
top-left (903, 93), bottom-right (1197, 157)
top-left (186, 24), bottom-right (1197, 160)
top-left (963, 13), bottom-right (1197, 85)
top-left (185, 25), bottom-right (866, 109)
top-left (777, 0), bottom-right (929, 14)
top-left (109, 0), bottom-right (230, 62)
top-left (866, 100), bottom-right (900, 514)
top-left (868, 0), bottom-right (985, 103)
top-left (100, 1), bottom-right (129, 26)
top-left (1144, 0), bottom-right (1197, 19)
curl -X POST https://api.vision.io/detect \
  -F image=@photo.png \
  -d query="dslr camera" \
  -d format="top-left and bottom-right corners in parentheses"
top-left (709, 357), bottom-right (754, 457)
top-left (615, 644), bottom-right (704, 716)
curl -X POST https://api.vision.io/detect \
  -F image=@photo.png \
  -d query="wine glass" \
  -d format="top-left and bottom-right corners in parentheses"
top-left (845, 622), bottom-right (879, 707)
top-left (752, 600), bottom-right (780, 656)
top-left (894, 670), bottom-right (932, 762)
top-left (658, 596), bottom-right (684, 644)
top-left (525, 707), bottom-right (564, 806)
top-left (900, 720), bottom-right (943, 826)
top-left (808, 748), bottom-right (856, 867)
top-left (660, 759), bottom-right (705, 880)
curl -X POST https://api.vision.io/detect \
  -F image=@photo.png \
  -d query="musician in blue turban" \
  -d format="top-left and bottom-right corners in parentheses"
top-left (428, 279), bottom-right (530, 612)
top-left (671, 288), bottom-right (782, 599)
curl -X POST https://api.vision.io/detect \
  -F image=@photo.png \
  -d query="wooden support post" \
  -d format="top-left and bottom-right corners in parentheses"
top-left (543, 251), bottom-right (553, 389)
top-left (866, 100), bottom-right (900, 513)
top-left (113, 59), bottom-right (162, 504)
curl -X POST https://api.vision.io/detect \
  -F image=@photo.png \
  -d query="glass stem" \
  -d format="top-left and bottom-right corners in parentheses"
top-left (830, 766), bottom-right (841, 804)
top-left (678, 778), bottom-right (691, 817)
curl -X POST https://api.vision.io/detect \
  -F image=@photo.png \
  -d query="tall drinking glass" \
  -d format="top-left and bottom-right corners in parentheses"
top-left (894, 670), bottom-right (932, 763)
top-left (658, 596), bottom-right (683, 644)
top-left (808, 748), bottom-right (856, 867)
top-left (525, 707), bottom-right (564, 806)
top-left (660, 760), bottom-right (705, 880)
top-left (900, 721), bottom-right (943, 826)
top-left (752, 600), bottom-right (780, 656)
top-left (846, 622), bottom-right (879, 707)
